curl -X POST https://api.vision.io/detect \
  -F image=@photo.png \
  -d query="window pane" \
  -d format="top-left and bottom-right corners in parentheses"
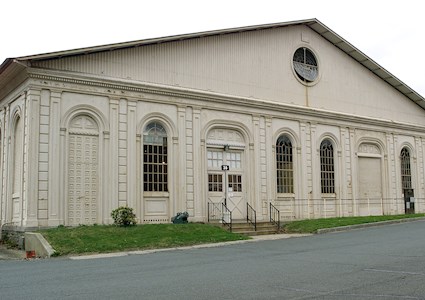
top-left (401, 148), bottom-right (412, 189)
top-left (207, 150), bottom-right (224, 168)
top-left (143, 122), bottom-right (168, 192)
top-left (320, 140), bottom-right (334, 194)
top-left (276, 136), bottom-right (293, 193)
top-left (208, 173), bottom-right (223, 192)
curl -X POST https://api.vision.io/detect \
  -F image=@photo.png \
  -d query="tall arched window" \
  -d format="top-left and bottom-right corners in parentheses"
top-left (13, 116), bottom-right (23, 196)
top-left (143, 122), bottom-right (168, 192)
top-left (320, 139), bottom-right (335, 194)
top-left (276, 135), bottom-right (293, 193)
top-left (401, 147), bottom-right (412, 190)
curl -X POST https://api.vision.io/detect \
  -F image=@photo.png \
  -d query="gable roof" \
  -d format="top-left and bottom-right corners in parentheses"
top-left (1, 18), bottom-right (424, 109)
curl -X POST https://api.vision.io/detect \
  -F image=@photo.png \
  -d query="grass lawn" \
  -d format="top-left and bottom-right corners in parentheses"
top-left (39, 214), bottom-right (425, 256)
top-left (39, 223), bottom-right (248, 256)
top-left (282, 213), bottom-right (425, 234)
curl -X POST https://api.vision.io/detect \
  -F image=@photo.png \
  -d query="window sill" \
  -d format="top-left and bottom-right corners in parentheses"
top-left (143, 192), bottom-right (169, 197)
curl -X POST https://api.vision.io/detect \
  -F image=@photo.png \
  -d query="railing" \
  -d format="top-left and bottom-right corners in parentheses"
top-left (207, 202), bottom-right (222, 223)
top-left (270, 203), bottom-right (280, 230)
top-left (207, 202), bottom-right (232, 232)
top-left (247, 203), bottom-right (257, 231)
top-left (269, 197), bottom-right (425, 221)
top-left (222, 203), bottom-right (232, 232)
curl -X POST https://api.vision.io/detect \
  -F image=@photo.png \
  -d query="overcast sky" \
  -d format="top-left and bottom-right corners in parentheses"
top-left (1, 0), bottom-right (423, 96)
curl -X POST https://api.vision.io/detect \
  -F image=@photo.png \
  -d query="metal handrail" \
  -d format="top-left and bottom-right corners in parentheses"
top-left (270, 203), bottom-right (280, 230)
top-left (247, 203), bottom-right (257, 231)
top-left (208, 202), bottom-right (222, 223)
top-left (222, 203), bottom-right (232, 232)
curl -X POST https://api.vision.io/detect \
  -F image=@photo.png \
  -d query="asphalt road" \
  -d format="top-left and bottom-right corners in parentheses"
top-left (1, 220), bottom-right (425, 299)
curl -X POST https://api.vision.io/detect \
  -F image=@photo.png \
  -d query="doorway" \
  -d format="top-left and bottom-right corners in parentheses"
top-left (207, 149), bottom-right (245, 220)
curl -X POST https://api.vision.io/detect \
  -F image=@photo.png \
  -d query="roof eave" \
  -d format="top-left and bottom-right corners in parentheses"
top-left (306, 20), bottom-right (425, 109)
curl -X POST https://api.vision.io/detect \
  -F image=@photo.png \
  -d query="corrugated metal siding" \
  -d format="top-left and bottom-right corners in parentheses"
top-left (32, 26), bottom-right (303, 102)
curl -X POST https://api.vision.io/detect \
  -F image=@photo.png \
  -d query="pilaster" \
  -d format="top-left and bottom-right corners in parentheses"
top-left (118, 99), bottom-right (128, 207)
top-left (48, 90), bottom-right (62, 226)
top-left (192, 107), bottom-right (202, 221)
top-left (349, 128), bottom-right (357, 216)
top-left (177, 106), bottom-right (186, 215)
top-left (25, 89), bottom-right (41, 227)
top-left (252, 115), bottom-right (261, 217)
top-left (185, 107), bottom-right (194, 217)
top-left (127, 100), bottom-right (137, 209)
top-left (109, 98), bottom-right (119, 218)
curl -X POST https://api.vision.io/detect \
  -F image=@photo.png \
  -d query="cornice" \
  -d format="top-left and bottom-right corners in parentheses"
top-left (27, 68), bottom-right (425, 134)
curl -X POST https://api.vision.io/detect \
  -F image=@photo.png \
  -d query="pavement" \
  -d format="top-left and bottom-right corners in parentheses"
top-left (0, 244), bottom-right (26, 260)
top-left (1, 217), bottom-right (424, 261)
top-left (0, 233), bottom-right (310, 261)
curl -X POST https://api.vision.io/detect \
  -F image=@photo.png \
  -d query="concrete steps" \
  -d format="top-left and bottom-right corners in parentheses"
top-left (211, 220), bottom-right (280, 236)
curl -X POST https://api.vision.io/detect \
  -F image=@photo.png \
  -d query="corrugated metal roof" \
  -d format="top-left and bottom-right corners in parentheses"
top-left (1, 18), bottom-right (424, 108)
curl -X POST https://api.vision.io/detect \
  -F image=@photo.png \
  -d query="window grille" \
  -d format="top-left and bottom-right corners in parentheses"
top-left (228, 174), bottom-right (242, 192)
top-left (208, 173), bottom-right (223, 192)
top-left (226, 152), bottom-right (241, 169)
top-left (293, 47), bottom-right (318, 82)
top-left (401, 147), bottom-right (412, 189)
top-left (207, 150), bottom-right (224, 168)
top-left (276, 135), bottom-right (294, 193)
top-left (143, 122), bottom-right (168, 192)
top-left (320, 140), bottom-right (335, 194)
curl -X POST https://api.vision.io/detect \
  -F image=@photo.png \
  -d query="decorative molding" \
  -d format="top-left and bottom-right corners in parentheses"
top-left (27, 69), bottom-right (425, 134)
top-left (358, 143), bottom-right (381, 155)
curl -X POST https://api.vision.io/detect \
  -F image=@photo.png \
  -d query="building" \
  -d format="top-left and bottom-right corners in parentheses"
top-left (1, 19), bottom-right (424, 230)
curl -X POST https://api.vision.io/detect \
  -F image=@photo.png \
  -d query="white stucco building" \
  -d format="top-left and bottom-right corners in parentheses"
top-left (1, 19), bottom-right (424, 230)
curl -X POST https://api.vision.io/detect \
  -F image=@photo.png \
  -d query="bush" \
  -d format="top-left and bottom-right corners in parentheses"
top-left (111, 206), bottom-right (137, 226)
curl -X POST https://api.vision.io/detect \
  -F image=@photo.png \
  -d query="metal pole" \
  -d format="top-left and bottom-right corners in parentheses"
top-left (224, 169), bottom-right (227, 206)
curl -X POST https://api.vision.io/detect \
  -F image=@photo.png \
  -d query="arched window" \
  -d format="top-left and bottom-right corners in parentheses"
top-left (320, 139), bottom-right (335, 194)
top-left (401, 147), bottom-right (412, 189)
top-left (13, 116), bottom-right (23, 195)
top-left (143, 122), bottom-right (168, 192)
top-left (276, 135), bottom-right (293, 193)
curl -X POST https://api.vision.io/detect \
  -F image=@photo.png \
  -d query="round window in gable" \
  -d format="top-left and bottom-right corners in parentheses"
top-left (293, 47), bottom-right (318, 83)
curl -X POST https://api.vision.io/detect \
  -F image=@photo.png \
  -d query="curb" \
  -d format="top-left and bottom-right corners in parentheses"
top-left (69, 233), bottom-right (311, 260)
top-left (316, 217), bottom-right (425, 234)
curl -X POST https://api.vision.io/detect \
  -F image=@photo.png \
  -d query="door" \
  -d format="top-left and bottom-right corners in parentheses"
top-left (404, 189), bottom-right (415, 214)
top-left (226, 173), bottom-right (244, 219)
top-left (67, 116), bottom-right (99, 226)
top-left (358, 157), bottom-right (383, 216)
top-left (207, 149), bottom-right (245, 220)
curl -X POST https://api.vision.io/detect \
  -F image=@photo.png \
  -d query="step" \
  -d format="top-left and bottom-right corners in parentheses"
top-left (234, 229), bottom-right (280, 236)
top-left (209, 220), bottom-right (281, 236)
top-left (230, 222), bottom-right (280, 236)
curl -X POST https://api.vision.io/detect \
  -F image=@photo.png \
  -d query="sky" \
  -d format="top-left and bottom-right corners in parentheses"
top-left (1, 0), bottom-right (424, 96)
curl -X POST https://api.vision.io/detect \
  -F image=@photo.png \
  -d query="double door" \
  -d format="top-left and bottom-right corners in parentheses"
top-left (207, 150), bottom-right (245, 220)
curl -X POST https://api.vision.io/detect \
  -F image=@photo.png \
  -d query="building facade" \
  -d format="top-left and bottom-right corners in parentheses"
top-left (1, 19), bottom-right (425, 229)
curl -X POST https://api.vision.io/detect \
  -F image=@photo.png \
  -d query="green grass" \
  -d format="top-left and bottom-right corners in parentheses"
top-left (39, 214), bottom-right (425, 256)
top-left (282, 213), bottom-right (425, 234)
top-left (39, 223), bottom-right (248, 256)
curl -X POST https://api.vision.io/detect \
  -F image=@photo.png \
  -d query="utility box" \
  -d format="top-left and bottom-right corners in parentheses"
top-left (171, 212), bottom-right (189, 224)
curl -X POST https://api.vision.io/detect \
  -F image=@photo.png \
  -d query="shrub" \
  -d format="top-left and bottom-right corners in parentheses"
top-left (111, 206), bottom-right (137, 226)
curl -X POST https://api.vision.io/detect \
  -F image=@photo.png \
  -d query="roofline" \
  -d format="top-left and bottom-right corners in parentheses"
top-left (1, 18), bottom-right (424, 107)
top-left (0, 58), bottom-right (13, 74)
top-left (12, 18), bottom-right (318, 61)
